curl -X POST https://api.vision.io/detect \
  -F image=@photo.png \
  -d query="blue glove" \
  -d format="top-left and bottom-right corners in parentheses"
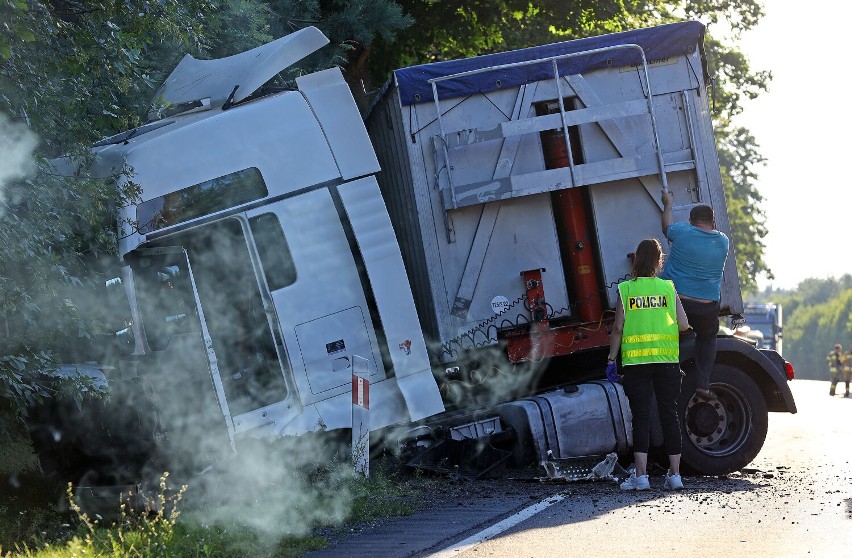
top-left (606, 361), bottom-right (620, 383)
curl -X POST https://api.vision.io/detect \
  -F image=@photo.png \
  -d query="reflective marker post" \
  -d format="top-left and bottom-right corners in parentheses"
top-left (352, 361), bottom-right (370, 477)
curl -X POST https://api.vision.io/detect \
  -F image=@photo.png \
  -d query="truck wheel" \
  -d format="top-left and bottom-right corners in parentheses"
top-left (678, 363), bottom-right (768, 475)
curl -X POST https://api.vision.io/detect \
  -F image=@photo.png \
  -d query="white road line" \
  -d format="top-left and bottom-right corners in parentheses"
top-left (426, 494), bottom-right (566, 557)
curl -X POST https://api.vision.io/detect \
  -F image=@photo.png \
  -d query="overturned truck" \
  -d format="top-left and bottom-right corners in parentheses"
top-left (28, 21), bottom-right (796, 487)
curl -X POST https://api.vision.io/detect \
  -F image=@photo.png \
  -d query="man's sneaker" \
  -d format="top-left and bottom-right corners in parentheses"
top-left (664, 473), bottom-right (684, 490)
top-left (620, 473), bottom-right (650, 491)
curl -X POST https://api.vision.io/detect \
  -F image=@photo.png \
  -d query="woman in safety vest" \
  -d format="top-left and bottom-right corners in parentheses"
top-left (607, 238), bottom-right (690, 491)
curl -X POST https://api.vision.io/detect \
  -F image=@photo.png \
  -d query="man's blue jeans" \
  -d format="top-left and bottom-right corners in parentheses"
top-left (681, 298), bottom-right (720, 391)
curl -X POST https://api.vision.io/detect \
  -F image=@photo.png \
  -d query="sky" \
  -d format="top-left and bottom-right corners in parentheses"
top-left (733, 0), bottom-right (849, 290)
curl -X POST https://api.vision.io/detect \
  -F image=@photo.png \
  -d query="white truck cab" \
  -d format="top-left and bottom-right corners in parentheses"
top-left (84, 27), bottom-right (443, 457)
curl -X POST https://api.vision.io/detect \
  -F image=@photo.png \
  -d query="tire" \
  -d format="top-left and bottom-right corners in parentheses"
top-left (678, 363), bottom-right (768, 475)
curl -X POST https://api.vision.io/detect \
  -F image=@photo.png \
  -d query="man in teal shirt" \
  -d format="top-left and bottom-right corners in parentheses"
top-left (659, 190), bottom-right (729, 399)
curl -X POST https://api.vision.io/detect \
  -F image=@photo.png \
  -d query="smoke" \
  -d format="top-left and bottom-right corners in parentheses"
top-left (175, 435), bottom-right (358, 538)
top-left (31, 152), bottom-right (544, 540)
top-left (112, 221), bottom-right (366, 538)
top-left (28, 204), bottom-right (373, 540)
top-left (431, 335), bottom-right (550, 412)
top-left (0, 112), bottom-right (38, 207)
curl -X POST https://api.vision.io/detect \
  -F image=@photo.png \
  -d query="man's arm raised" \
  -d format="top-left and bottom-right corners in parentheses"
top-left (661, 189), bottom-right (673, 237)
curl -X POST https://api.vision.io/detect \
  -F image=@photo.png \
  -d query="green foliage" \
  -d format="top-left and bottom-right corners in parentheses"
top-left (762, 275), bottom-right (852, 379)
top-left (204, 0), bottom-right (274, 57)
top-left (0, 454), bottom-right (422, 557)
top-left (1, 1), bottom-right (218, 156)
top-left (0, 352), bottom-right (55, 429)
top-left (263, 0), bottom-right (415, 106)
top-left (0, 1), bottom-right (35, 60)
top-left (347, 458), bottom-right (416, 521)
top-left (0, 448), bottom-right (67, 554)
top-left (0, 355), bottom-right (105, 454)
top-left (56, 474), bottom-right (187, 558)
top-left (719, 127), bottom-right (769, 292)
top-left (0, 149), bottom-right (133, 433)
top-left (366, 0), bottom-right (645, 81)
top-left (0, 1), bottom-right (218, 439)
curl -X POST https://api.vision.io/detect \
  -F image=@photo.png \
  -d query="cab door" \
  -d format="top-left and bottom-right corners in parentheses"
top-left (129, 217), bottom-right (293, 449)
top-left (244, 188), bottom-right (382, 409)
top-left (126, 245), bottom-right (237, 454)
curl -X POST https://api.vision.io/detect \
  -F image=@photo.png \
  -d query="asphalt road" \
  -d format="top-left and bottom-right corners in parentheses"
top-left (309, 379), bottom-right (852, 558)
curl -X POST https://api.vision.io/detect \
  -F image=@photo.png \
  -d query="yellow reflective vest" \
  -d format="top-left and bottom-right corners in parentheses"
top-left (827, 351), bottom-right (844, 373)
top-left (618, 277), bottom-right (679, 365)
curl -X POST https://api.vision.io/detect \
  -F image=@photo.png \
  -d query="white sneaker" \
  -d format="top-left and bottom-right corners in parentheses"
top-left (620, 473), bottom-right (650, 491)
top-left (664, 473), bottom-right (684, 490)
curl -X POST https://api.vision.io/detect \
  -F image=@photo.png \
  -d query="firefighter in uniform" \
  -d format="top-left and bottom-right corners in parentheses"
top-left (827, 343), bottom-right (845, 396)
top-left (608, 238), bottom-right (690, 491)
top-left (843, 344), bottom-right (852, 397)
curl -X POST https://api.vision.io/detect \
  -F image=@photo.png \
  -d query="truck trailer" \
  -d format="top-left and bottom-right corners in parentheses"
top-left (28, 21), bottom-right (796, 489)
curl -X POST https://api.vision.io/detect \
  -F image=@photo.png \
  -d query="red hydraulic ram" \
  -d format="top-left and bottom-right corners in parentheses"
top-left (539, 108), bottom-right (603, 323)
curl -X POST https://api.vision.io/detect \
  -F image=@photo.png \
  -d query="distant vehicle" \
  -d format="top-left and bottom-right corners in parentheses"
top-left (731, 325), bottom-right (764, 347)
top-left (734, 303), bottom-right (782, 355)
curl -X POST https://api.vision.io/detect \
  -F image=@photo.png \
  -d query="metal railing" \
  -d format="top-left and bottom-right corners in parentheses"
top-left (426, 43), bottom-right (671, 207)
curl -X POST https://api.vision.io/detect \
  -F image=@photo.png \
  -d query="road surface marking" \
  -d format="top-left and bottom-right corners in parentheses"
top-left (427, 494), bottom-right (565, 557)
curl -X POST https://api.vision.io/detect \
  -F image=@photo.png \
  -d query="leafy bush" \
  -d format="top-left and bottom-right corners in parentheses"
top-left (0, 455), bottom-right (421, 557)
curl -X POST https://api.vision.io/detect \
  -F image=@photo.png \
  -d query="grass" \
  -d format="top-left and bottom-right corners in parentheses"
top-left (0, 437), bottom-right (69, 551)
top-left (1, 439), bottom-right (430, 558)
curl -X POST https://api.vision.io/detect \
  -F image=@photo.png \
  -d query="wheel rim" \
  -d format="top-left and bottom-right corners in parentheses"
top-left (684, 382), bottom-right (752, 457)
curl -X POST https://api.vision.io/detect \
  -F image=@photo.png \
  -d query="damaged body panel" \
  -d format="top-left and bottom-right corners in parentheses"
top-left (31, 27), bottom-right (444, 483)
top-left (29, 22), bottom-right (794, 489)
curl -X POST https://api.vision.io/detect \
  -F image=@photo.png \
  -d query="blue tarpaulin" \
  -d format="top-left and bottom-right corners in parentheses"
top-left (394, 21), bottom-right (706, 106)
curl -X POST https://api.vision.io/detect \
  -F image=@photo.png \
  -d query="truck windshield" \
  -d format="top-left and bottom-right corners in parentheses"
top-left (130, 218), bottom-right (289, 415)
top-left (102, 274), bottom-right (138, 356)
top-left (136, 167), bottom-right (268, 234)
top-left (131, 251), bottom-right (201, 351)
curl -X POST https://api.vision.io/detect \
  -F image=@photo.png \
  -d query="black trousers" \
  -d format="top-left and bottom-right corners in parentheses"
top-left (681, 298), bottom-right (720, 391)
top-left (622, 362), bottom-right (682, 455)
